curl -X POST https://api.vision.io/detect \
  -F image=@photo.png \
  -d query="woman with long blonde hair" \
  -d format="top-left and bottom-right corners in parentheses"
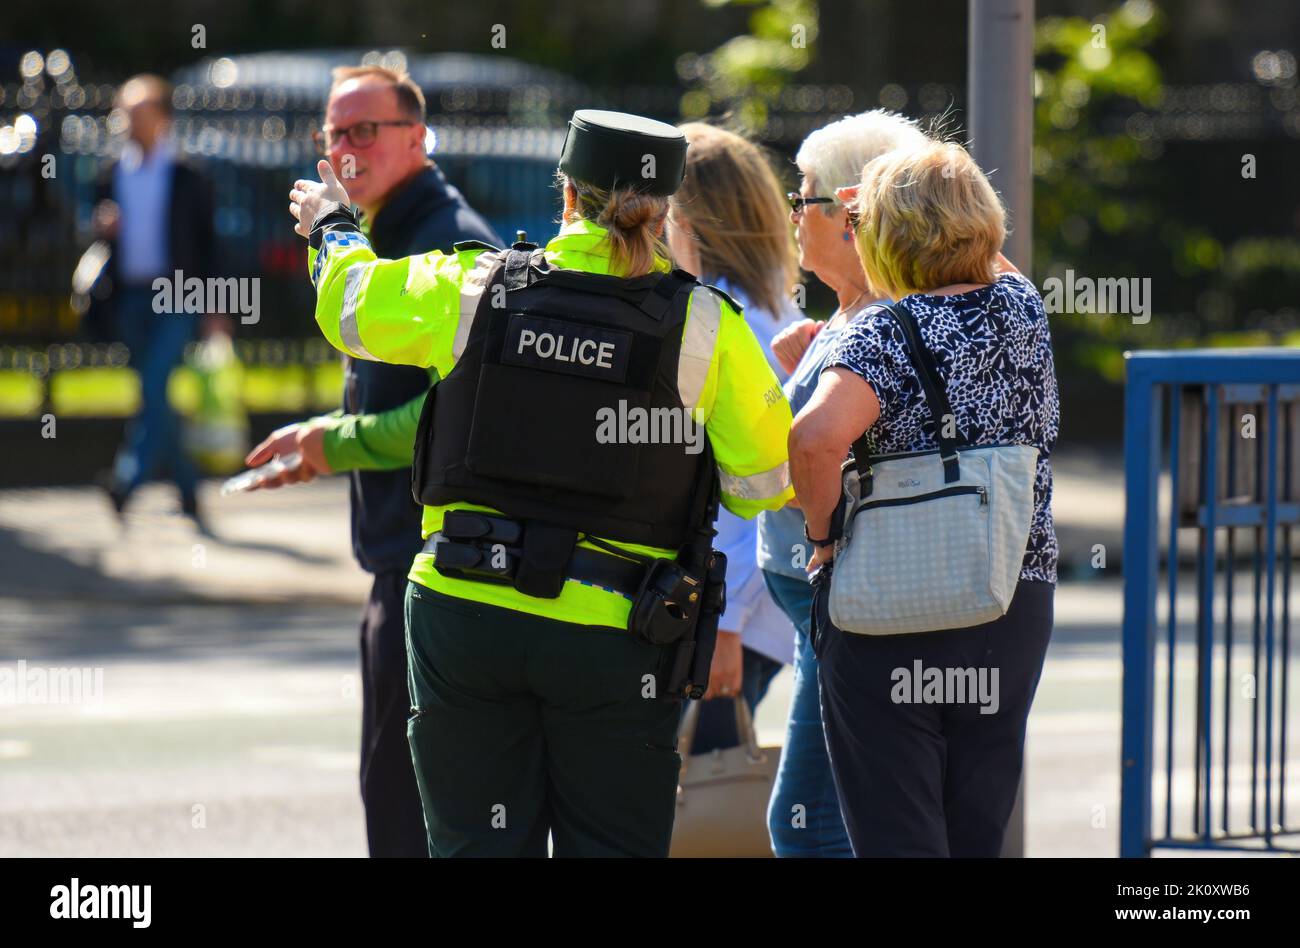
top-left (665, 122), bottom-right (801, 755)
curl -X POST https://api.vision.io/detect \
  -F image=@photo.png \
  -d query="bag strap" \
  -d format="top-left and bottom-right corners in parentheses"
top-left (850, 299), bottom-right (965, 484)
top-left (676, 695), bottom-right (765, 781)
top-left (502, 246), bottom-right (544, 291)
top-left (731, 694), bottom-right (765, 762)
top-left (638, 269), bottom-right (694, 320)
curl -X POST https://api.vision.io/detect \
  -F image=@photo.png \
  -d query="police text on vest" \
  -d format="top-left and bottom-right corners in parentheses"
top-left (501, 314), bottom-right (632, 383)
top-left (516, 328), bottom-right (616, 369)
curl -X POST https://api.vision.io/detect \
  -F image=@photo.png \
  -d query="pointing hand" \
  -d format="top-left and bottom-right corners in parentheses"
top-left (289, 159), bottom-right (352, 239)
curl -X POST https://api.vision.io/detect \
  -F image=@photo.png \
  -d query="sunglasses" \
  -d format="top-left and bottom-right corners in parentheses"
top-left (787, 192), bottom-right (836, 213)
top-left (312, 120), bottom-right (415, 153)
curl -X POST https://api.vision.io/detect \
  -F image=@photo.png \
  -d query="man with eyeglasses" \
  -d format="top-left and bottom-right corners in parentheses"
top-left (242, 63), bottom-right (500, 857)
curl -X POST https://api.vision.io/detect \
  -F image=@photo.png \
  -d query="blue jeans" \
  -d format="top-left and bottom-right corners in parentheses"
top-left (112, 287), bottom-right (198, 502)
top-left (762, 570), bottom-right (853, 858)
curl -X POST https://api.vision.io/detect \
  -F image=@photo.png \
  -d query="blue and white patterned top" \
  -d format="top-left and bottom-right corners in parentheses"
top-left (824, 272), bottom-right (1059, 583)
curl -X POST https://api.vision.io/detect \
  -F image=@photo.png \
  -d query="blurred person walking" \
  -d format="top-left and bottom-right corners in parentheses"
top-left (288, 109), bottom-right (794, 857)
top-left (789, 139), bottom-right (1058, 857)
top-left (95, 75), bottom-right (213, 526)
top-left (243, 65), bottom-right (500, 858)
top-left (760, 111), bottom-right (927, 858)
top-left (664, 123), bottom-right (799, 750)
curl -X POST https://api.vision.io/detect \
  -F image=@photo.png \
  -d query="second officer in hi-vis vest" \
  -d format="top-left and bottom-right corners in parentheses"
top-left (289, 109), bottom-right (794, 857)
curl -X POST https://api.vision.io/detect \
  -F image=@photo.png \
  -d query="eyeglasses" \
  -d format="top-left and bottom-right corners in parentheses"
top-left (787, 192), bottom-right (836, 213)
top-left (312, 120), bottom-right (415, 153)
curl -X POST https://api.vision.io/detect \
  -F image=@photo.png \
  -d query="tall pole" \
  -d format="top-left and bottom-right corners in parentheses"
top-left (968, 0), bottom-right (1035, 858)
top-left (968, 0), bottom-right (1035, 270)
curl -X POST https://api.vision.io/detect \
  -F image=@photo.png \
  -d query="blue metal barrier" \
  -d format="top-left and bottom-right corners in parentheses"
top-left (1121, 350), bottom-right (1300, 856)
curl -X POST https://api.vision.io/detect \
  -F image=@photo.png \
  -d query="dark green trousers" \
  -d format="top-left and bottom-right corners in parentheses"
top-left (404, 581), bottom-right (682, 857)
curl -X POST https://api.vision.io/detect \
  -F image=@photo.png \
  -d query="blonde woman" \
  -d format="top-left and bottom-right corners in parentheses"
top-left (789, 139), bottom-right (1059, 857)
top-left (664, 122), bottom-right (800, 753)
top-left (761, 111), bottom-right (927, 859)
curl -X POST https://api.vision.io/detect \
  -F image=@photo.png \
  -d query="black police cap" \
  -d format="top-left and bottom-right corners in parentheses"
top-left (558, 109), bottom-right (687, 198)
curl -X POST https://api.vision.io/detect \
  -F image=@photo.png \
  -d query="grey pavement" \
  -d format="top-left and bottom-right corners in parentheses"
top-left (0, 450), bottom-right (1138, 856)
top-left (0, 447), bottom-right (1127, 605)
top-left (0, 477), bottom-right (372, 606)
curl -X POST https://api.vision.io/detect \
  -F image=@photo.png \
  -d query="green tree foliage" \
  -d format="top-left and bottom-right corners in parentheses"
top-left (680, 0), bottom-right (818, 133)
top-left (1033, 0), bottom-right (1171, 381)
top-left (1036, 0), bottom-right (1300, 383)
top-left (1034, 1), bottom-right (1164, 270)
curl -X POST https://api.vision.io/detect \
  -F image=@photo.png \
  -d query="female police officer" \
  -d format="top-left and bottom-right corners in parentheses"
top-left (289, 110), bottom-right (794, 857)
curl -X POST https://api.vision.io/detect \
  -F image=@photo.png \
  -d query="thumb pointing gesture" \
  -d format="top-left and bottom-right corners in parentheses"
top-left (317, 159), bottom-right (351, 205)
top-left (289, 159), bottom-right (352, 239)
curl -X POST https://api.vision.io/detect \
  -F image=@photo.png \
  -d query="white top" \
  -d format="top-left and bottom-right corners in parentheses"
top-left (709, 277), bottom-right (800, 666)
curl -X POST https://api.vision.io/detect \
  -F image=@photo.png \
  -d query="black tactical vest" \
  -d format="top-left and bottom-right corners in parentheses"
top-left (411, 244), bottom-right (720, 551)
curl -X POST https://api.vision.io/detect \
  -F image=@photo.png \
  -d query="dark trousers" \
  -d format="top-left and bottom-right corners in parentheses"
top-left (359, 569), bottom-right (428, 857)
top-left (404, 582), bottom-right (681, 857)
top-left (816, 579), bottom-right (1054, 857)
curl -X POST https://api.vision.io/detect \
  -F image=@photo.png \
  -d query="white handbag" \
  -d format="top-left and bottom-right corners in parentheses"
top-left (827, 301), bottom-right (1039, 636)
top-left (668, 696), bottom-right (778, 858)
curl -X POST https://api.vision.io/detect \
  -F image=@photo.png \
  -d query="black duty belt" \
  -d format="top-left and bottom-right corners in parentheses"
top-left (424, 510), bottom-right (649, 598)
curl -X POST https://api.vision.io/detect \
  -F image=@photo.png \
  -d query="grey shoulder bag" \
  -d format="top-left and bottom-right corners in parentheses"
top-left (827, 300), bottom-right (1039, 635)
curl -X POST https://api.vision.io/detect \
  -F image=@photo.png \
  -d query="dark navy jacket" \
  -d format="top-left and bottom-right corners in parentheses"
top-left (347, 165), bottom-right (501, 574)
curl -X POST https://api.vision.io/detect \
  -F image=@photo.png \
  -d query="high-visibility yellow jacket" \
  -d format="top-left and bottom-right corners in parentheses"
top-left (309, 216), bottom-right (794, 628)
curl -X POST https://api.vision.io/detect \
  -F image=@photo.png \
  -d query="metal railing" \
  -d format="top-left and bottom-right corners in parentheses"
top-left (1121, 349), bottom-right (1300, 855)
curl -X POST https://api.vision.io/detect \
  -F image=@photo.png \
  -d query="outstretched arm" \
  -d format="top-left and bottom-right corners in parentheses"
top-left (316, 383), bottom-right (431, 471)
top-left (289, 160), bottom-right (479, 375)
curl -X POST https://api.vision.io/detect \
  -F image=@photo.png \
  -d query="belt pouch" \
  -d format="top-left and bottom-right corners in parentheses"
top-left (514, 523), bottom-right (578, 599)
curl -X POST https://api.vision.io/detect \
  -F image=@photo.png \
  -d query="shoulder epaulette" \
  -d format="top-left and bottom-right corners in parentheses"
top-left (700, 281), bottom-right (743, 315)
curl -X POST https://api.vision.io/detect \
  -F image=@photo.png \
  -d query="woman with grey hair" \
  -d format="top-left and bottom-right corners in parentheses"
top-left (762, 110), bottom-right (928, 858)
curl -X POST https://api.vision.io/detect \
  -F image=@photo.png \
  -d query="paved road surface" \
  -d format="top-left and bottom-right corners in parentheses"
top-left (0, 454), bottom-right (1162, 857)
top-left (0, 585), bottom-right (1132, 857)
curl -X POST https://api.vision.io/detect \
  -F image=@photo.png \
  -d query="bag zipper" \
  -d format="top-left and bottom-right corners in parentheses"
top-left (862, 442), bottom-right (1014, 465)
top-left (854, 484), bottom-right (987, 515)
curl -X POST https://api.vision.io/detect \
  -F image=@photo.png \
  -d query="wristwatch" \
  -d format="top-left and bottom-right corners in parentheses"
top-left (804, 523), bottom-right (836, 549)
